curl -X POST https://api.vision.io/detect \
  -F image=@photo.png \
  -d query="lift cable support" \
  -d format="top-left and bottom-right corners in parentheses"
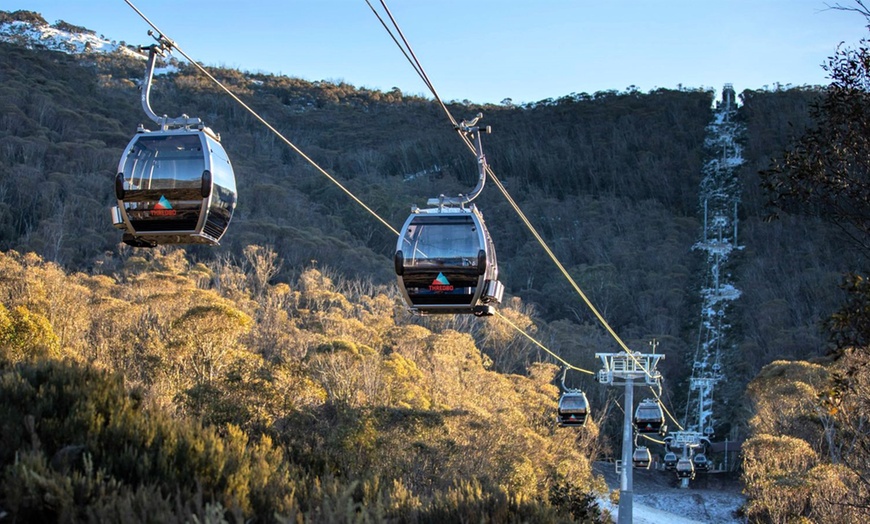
top-left (122, 1), bottom-right (594, 375)
top-left (367, 0), bottom-right (660, 383)
top-left (137, 34), bottom-right (200, 130)
top-left (595, 350), bottom-right (664, 524)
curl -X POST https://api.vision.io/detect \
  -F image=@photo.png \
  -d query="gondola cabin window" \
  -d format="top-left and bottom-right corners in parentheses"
top-left (123, 134), bottom-right (205, 190)
top-left (560, 395), bottom-right (587, 410)
top-left (401, 221), bottom-right (479, 268)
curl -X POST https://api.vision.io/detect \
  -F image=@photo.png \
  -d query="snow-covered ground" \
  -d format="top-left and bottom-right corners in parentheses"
top-left (0, 19), bottom-right (140, 58)
top-left (0, 17), bottom-right (182, 74)
top-left (595, 462), bottom-right (745, 523)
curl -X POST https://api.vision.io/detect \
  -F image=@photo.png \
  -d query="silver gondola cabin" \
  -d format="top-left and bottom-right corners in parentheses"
top-left (394, 114), bottom-right (503, 315)
top-left (632, 446), bottom-right (652, 469)
top-left (557, 390), bottom-right (589, 427)
top-left (395, 204), bottom-right (502, 315)
top-left (111, 36), bottom-right (236, 247)
top-left (634, 398), bottom-right (667, 435)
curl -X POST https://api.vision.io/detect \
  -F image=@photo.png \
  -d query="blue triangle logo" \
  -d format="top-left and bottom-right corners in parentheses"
top-left (433, 273), bottom-right (450, 285)
top-left (154, 195), bottom-right (173, 210)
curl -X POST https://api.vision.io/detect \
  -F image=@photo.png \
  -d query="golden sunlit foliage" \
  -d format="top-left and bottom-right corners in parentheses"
top-left (742, 358), bottom-right (870, 522)
top-left (0, 248), bottom-right (608, 522)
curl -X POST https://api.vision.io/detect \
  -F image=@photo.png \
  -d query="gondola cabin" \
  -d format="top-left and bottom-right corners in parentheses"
top-left (112, 126), bottom-right (237, 247)
top-left (663, 451), bottom-right (678, 470)
top-left (557, 391), bottom-right (589, 427)
top-left (676, 458), bottom-right (695, 479)
top-left (693, 453), bottom-right (709, 471)
top-left (395, 204), bottom-right (503, 315)
top-left (634, 399), bottom-right (666, 435)
top-left (632, 446), bottom-right (651, 469)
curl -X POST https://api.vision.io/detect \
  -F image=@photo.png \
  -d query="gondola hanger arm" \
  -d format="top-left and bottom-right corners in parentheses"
top-left (138, 32), bottom-right (201, 131)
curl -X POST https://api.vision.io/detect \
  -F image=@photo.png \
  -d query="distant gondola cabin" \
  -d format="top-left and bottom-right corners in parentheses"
top-left (663, 452), bottom-right (678, 470)
top-left (632, 446), bottom-right (652, 469)
top-left (634, 398), bottom-right (666, 435)
top-left (557, 391), bottom-right (589, 427)
top-left (693, 453), bottom-right (709, 471)
top-left (676, 458), bottom-right (695, 479)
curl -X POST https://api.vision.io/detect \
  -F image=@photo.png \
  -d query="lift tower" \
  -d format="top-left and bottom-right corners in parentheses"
top-left (597, 350), bottom-right (665, 524)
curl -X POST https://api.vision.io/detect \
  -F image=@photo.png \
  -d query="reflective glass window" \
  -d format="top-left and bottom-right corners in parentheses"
top-left (402, 221), bottom-right (479, 267)
top-left (123, 134), bottom-right (205, 189)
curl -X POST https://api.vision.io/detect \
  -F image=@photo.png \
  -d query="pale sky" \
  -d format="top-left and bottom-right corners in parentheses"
top-left (5, 0), bottom-right (869, 104)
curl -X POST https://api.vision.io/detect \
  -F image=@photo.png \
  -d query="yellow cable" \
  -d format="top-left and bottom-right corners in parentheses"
top-left (649, 386), bottom-right (685, 431)
top-left (368, 0), bottom-right (657, 382)
top-left (493, 310), bottom-right (594, 375)
top-left (124, 0), bottom-right (592, 386)
top-left (123, 0), bottom-right (400, 238)
top-left (639, 434), bottom-right (667, 445)
top-left (126, 0), bottom-right (679, 422)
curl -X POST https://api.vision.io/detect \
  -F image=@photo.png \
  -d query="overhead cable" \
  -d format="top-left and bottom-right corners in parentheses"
top-left (123, 0), bottom-right (400, 237)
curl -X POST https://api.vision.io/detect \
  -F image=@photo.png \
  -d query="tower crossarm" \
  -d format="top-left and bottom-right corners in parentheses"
top-left (595, 352), bottom-right (665, 386)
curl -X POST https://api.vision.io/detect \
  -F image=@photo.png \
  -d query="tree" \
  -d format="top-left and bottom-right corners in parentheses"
top-left (0, 304), bottom-right (61, 364)
top-left (749, 7), bottom-right (870, 519)
top-left (168, 303), bottom-right (253, 392)
top-left (742, 434), bottom-right (816, 523)
top-left (761, 7), bottom-right (870, 259)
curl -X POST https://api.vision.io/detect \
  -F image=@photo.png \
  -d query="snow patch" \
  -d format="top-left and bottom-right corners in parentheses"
top-left (0, 19), bottom-right (141, 59)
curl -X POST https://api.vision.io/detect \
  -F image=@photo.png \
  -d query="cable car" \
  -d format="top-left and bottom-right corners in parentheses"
top-left (557, 390), bottom-right (589, 427)
top-left (634, 398), bottom-right (666, 435)
top-left (676, 457), bottom-right (695, 479)
top-left (394, 114), bottom-right (503, 315)
top-left (663, 452), bottom-right (678, 470)
top-left (395, 204), bottom-right (503, 315)
top-left (113, 126), bottom-right (237, 247)
top-left (632, 446), bottom-right (651, 469)
top-left (693, 453), bottom-right (709, 471)
top-left (111, 37), bottom-right (236, 247)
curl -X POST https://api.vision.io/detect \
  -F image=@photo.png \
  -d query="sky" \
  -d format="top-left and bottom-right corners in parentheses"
top-left (5, 0), bottom-right (870, 104)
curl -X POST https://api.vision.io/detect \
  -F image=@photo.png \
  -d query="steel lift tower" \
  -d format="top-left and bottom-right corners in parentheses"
top-left (597, 350), bottom-right (665, 524)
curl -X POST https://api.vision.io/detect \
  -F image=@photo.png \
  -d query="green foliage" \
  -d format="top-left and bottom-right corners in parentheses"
top-left (826, 272), bottom-right (870, 351)
top-left (742, 434), bottom-right (816, 523)
top-left (549, 480), bottom-right (610, 522)
top-left (0, 304), bottom-right (61, 364)
top-left (743, 354), bottom-right (870, 521)
top-left (0, 359), bottom-right (299, 520)
top-left (761, 38), bottom-right (870, 259)
top-left (741, 22), bottom-right (870, 522)
top-left (0, 10), bottom-right (47, 25)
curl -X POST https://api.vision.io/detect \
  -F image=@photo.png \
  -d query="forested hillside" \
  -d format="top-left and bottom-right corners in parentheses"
top-left (1, 8), bottom-right (867, 522)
